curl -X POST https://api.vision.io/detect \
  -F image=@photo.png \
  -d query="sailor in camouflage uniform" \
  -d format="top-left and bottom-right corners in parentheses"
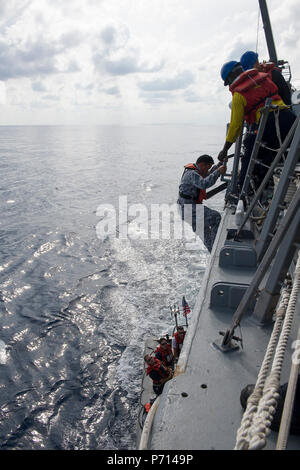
top-left (177, 155), bottom-right (226, 252)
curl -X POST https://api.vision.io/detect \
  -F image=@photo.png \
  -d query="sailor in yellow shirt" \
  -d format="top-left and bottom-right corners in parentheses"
top-left (225, 91), bottom-right (287, 144)
top-left (218, 61), bottom-right (295, 188)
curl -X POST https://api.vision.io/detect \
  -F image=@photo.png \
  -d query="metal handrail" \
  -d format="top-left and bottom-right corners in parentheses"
top-left (235, 114), bottom-right (300, 239)
top-left (222, 186), bottom-right (300, 347)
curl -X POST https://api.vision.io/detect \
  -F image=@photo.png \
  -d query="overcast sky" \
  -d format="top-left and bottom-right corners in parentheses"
top-left (0, 0), bottom-right (299, 126)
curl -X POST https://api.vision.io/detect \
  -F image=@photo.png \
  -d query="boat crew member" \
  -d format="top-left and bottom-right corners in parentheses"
top-left (144, 354), bottom-right (173, 396)
top-left (172, 326), bottom-right (186, 360)
top-left (177, 155), bottom-right (226, 252)
top-left (218, 61), bottom-right (296, 188)
top-left (240, 51), bottom-right (291, 106)
top-left (155, 338), bottom-right (174, 368)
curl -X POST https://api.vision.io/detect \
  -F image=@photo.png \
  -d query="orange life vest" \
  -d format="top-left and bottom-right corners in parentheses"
top-left (155, 344), bottom-right (173, 367)
top-left (229, 69), bottom-right (281, 124)
top-left (146, 358), bottom-right (169, 384)
top-left (259, 62), bottom-right (280, 75)
top-left (173, 331), bottom-right (186, 356)
top-left (144, 403), bottom-right (151, 413)
top-left (183, 164), bottom-right (207, 204)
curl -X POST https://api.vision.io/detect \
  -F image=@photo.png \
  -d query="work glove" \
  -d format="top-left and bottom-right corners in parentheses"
top-left (218, 149), bottom-right (228, 162)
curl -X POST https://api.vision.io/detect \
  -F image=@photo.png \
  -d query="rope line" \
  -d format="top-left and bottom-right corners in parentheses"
top-left (256, 6), bottom-right (260, 54)
top-left (234, 287), bottom-right (291, 450)
top-left (235, 250), bottom-right (300, 450)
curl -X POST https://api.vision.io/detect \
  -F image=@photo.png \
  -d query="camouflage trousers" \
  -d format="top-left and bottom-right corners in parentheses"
top-left (177, 200), bottom-right (221, 252)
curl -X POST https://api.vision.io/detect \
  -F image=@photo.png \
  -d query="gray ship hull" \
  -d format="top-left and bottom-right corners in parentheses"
top-left (145, 209), bottom-right (300, 450)
top-left (137, 0), bottom-right (300, 450)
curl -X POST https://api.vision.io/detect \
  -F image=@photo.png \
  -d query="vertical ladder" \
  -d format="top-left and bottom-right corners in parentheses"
top-left (256, 116), bottom-right (300, 259)
top-left (235, 113), bottom-right (300, 240)
top-left (221, 185), bottom-right (300, 348)
top-left (239, 99), bottom-right (273, 203)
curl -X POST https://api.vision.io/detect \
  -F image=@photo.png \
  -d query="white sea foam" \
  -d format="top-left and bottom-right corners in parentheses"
top-left (0, 341), bottom-right (7, 365)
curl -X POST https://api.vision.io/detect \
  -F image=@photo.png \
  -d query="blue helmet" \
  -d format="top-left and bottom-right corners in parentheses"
top-left (220, 61), bottom-right (238, 85)
top-left (240, 51), bottom-right (258, 71)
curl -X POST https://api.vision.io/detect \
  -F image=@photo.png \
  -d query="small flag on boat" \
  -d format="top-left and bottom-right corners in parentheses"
top-left (182, 296), bottom-right (191, 316)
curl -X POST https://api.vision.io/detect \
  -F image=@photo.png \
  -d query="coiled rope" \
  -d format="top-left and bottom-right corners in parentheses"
top-left (235, 250), bottom-right (300, 450)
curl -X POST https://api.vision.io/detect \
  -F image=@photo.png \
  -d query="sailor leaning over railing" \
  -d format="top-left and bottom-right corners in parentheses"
top-left (218, 60), bottom-right (296, 190)
top-left (177, 154), bottom-right (226, 252)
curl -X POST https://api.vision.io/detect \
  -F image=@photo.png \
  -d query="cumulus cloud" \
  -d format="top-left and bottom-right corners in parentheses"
top-left (100, 26), bottom-right (115, 46)
top-left (226, 37), bottom-right (257, 63)
top-left (75, 82), bottom-right (94, 91)
top-left (139, 90), bottom-right (177, 105)
top-left (0, 0), bottom-right (299, 125)
top-left (58, 31), bottom-right (83, 49)
top-left (100, 24), bottom-right (130, 51)
top-left (65, 60), bottom-right (81, 73)
top-left (31, 81), bottom-right (47, 92)
top-left (93, 22), bottom-right (164, 76)
top-left (0, 31), bottom-right (82, 80)
top-left (0, 0), bottom-right (7, 15)
top-left (0, 48), bottom-right (56, 80)
top-left (101, 53), bottom-right (141, 76)
top-left (43, 94), bottom-right (60, 101)
top-left (138, 70), bottom-right (194, 92)
top-left (183, 90), bottom-right (203, 103)
top-left (102, 86), bottom-right (120, 96)
top-left (100, 55), bottom-right (164, 76)
top-left (0, 0), bottom-right (32, 29)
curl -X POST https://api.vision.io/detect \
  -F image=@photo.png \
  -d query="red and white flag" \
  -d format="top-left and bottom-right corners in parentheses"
top-left (182, 296), bottom-right (191, 317)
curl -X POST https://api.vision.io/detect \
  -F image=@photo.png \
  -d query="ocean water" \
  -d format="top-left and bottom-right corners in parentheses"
top-left (0, 124), bottom-right (225, 450)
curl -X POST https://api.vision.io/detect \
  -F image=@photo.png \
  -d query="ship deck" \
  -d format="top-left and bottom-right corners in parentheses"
top-left (147, 208), bottom-right (300, 450)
